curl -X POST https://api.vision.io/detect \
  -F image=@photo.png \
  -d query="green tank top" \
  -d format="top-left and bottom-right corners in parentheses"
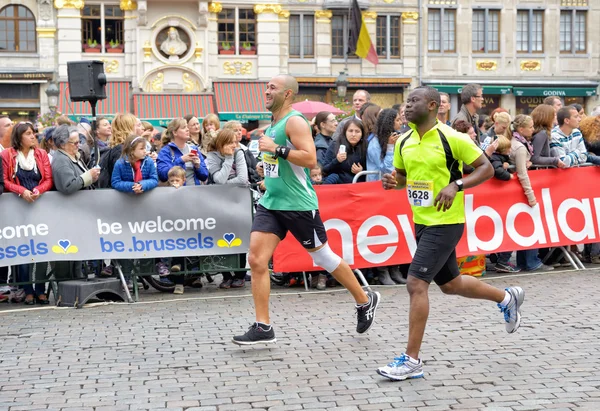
top-left (260, 110), bottom-right (319, 211)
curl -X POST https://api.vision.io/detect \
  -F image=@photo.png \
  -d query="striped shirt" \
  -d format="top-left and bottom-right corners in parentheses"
top-left (549, 126), bottom-right (588, 168)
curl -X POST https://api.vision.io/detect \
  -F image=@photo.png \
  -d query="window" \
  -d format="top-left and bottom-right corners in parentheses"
top-left (376, 15), bottom-right (401, 59)
top-left (472, 9), bottom-right (500, 53)
top-left (560, 10), bottom-right (586, 53)
top-left (289, 14), bottom-right (314, 58)
top-left (427, 8), bottom-right (455, 53)
top-left (218, 8), bottom-right (256, 54)
top-left (331, 15), bottom-right (357, 59)
top-left (81, 4), bottom-right (124, 53)
top-left (516, 10), bottom-right (543, 53)
top-left (0, 5), bottom-right (36, 53)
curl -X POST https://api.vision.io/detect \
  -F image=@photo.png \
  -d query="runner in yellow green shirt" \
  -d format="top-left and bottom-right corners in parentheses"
top-left (377, 86), bottom-right (525, 381)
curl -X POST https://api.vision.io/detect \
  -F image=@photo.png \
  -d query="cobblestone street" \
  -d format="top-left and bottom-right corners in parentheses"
top-left (0, 269), bottom-right (599, 411)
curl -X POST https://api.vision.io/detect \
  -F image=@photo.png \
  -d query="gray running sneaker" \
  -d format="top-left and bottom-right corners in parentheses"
top-left (232, 323), bottom-right (276, 345)
top-left (377, 354), bottom-right (424, 381)
top-left (499, 286), bottom-right (525, 333)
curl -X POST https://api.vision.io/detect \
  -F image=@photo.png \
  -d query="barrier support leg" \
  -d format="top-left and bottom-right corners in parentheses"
top-left (353, 269), bottom-right (372, 293)
top-left (132, 271), bottom-right (139, 302)
top-left (302, 272), bottom-right (309, 291)
top-left (558, 246), bottom-right (580, 270)
top-left (542, 247), bottom-right (579, 271)
top-left (567, 250), bottom-right (586, 270)
top-left (113, 261), bottom-right (134, 303)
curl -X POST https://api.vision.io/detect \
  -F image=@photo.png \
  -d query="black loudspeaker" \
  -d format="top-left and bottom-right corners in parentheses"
top-left (66, 60), bottom-right (107, 102)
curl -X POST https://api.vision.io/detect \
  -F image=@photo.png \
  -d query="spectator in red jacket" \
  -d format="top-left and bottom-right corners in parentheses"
top-left (0, 121), bottom-right (53, 304)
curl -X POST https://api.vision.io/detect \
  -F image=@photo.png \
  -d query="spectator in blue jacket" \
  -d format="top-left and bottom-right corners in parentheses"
top-left (156, 118), bottom-right (208, 293)
top-left (111, 134), bottom-right (159, 288)
top-left (111, 134), bottom-right (158, 194)
top-left (157, 118), bottom-right (208, 185)
top-left (367, 108), bottom-right (400, 182)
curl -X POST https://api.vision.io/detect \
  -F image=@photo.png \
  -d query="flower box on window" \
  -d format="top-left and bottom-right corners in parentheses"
top-left (219, 41), bottom-right (235, 55)
top-left (106, 40), bottom-right (124, 53)
top-left (83, 39), bottom-right (101, 53)
top-left (240, 42), bottom-right (256, 55)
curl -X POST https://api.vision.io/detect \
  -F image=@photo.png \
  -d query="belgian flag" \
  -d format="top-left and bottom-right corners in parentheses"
top-left (348, 0), bottom-right (379, 65)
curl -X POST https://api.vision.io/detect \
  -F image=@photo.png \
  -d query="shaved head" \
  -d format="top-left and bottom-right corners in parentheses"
top-left (273, 74), bottom-right (299, 96)
top-left (266, 75), bottom-right (300, 113)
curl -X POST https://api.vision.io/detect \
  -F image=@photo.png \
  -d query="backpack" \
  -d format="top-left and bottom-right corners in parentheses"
top-left (397, 129), bottom-right (462, 185)
top-left (97, 145), bottom-right (122, 189)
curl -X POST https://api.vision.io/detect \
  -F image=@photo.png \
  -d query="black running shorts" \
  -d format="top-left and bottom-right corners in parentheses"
top-left (252, 204), bottom-right (328, 249)
top-left (408, 223), bottom-right (465, 286)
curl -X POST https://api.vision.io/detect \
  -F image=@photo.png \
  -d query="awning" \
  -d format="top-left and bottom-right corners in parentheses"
top-left (431, 85), bottom-right (512, 95)
top-left (513, 87), bottom-right (597, 97)
top-left (213, 82), bottom-right (270, 121)
top-left (134, 94), bottom-right (215, 127)
top-left (57, 82), bottom-right (130, 118)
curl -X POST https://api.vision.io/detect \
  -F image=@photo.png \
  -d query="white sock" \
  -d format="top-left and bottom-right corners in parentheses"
top-left (256, 322), bottom-right (271, 329)
top-left (500, 291), bottom-right (511, 307)
top-left (405, 354), bottom-right (420, 364)
top-left (356, 293), bottom-right (371, 307)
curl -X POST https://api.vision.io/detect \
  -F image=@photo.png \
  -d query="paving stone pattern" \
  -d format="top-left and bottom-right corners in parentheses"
top-left (0, 270), bottom-right (599, 410)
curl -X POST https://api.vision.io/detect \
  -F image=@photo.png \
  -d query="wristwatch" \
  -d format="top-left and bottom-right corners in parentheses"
top-left (454, 179), bottom-right (464, 192)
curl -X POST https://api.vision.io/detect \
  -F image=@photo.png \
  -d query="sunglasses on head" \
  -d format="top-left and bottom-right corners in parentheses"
top-left (17, 121), bottom-right (38, 132)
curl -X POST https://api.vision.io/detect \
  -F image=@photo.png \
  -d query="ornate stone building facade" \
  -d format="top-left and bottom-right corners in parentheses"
top-left (0, 0), bottom-right (598, 123)
top-left (421, 0), bottom-right (600, 116)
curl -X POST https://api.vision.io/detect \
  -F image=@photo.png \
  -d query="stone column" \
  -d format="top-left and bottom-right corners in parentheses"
top-left (315, 10), bottom-right (332, 76)
top-left (207, 2), bottom-right (221, 83)
top-left (120, 0), bottom-right (138, 81)
top-left (54, 0), bottom-right (84, 79)
top-left (254, 4), bottom-right (288, 79)
top-left (38, 0), bottom-right (58, 113)
top-left (401, 12), bottom-right (419, 82)
top-left (196, 1), bottom-right (209, 91)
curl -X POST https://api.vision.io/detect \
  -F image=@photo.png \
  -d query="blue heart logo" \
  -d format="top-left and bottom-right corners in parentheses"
top-left (223, 233), bottom-right (235, 245)
top-left (58, 239), bottom-right (71, 252)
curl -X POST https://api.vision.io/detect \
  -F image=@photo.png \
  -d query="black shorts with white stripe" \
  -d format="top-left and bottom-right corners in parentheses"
top-left (252, 204), bottom-right (328, 249)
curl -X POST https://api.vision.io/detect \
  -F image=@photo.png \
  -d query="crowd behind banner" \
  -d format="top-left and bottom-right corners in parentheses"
top-left (0, 83), bottom-right (599, 303)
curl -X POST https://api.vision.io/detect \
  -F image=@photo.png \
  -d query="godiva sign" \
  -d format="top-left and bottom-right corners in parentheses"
top-left (513, 87), bottom-right (597, 97)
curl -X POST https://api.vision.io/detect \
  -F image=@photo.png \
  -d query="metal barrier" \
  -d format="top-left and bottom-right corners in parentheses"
top-left (5, 162), bottom-right (599, 304)
top-left (509, 162), bottom-right (597, 269)
top-left (352, 170), bottom-right (380, 184)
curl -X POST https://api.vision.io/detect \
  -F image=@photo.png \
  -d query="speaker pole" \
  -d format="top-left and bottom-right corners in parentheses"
top-left (89, 98), bottom-right (99, 167)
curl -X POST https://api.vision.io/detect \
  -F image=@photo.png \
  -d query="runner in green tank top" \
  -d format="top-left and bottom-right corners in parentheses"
top-left (232, 75), bottom-right (381, 346)
top-left (259, 109), bottom-right (318, 211)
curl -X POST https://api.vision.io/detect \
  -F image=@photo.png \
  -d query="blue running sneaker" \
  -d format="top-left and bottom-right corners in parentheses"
top-left (499, 286), bottom-right (525, 333)
top-left (377, 354), bottom-right (424, 381)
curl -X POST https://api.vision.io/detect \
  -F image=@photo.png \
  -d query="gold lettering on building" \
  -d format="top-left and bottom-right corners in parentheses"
top-left (476, 61), bottom-right (497, 71)
top-left (520, 60), bottom-right (541, 71)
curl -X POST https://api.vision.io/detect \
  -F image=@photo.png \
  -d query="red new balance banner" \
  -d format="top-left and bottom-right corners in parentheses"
top-left (273, 167), bottom-right (599, 272)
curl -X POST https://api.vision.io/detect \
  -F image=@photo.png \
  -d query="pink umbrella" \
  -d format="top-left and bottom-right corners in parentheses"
top-left (292, 100), bottom-right (345, 120)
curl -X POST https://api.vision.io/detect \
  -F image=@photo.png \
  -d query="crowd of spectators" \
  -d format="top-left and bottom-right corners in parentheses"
top-left (308, 85), bottom-right (600, 282)
top-left (0, 111), bottom-right (262, 302)
top-left (1, 82), bottom-right (600, 302)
